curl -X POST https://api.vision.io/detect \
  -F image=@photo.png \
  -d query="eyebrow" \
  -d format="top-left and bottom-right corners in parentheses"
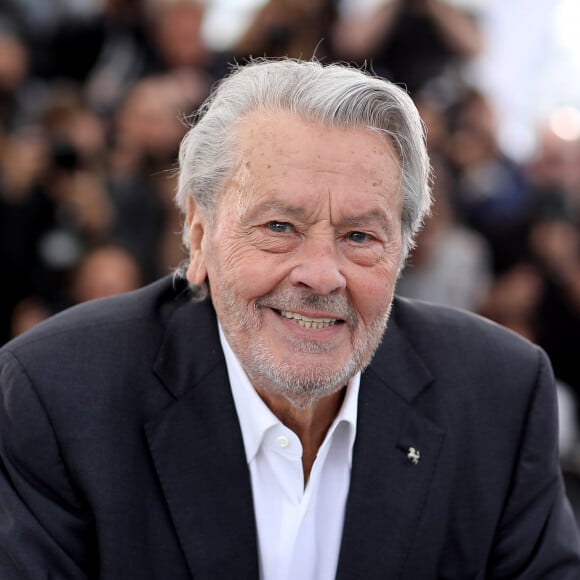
top-left (244, 199), bottom-right (309, 221)
top-left (246, 200), bottom-right (392, 231)
top-left (340, 210), bottom-right (391, 229)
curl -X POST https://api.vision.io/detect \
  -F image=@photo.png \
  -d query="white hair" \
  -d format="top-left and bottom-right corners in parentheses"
top-left (176, 58), bottom-right (431, 265)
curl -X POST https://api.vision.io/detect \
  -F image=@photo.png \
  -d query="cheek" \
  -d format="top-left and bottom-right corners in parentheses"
top-left (350, 264), bottom-right (399, 321)
top-left (209, 239), bottom-right (288, 301)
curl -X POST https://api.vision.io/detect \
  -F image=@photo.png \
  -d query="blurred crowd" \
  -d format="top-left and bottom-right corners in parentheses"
top-left (1, 0), bottom-right (580, 473)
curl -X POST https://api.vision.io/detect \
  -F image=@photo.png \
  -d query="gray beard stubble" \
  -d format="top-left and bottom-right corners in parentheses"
top-left (221, 287), bottom-right (391, 408)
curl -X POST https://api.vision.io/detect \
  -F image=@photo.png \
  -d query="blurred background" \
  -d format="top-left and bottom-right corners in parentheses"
top-left (1, 0), bottom-right (580, 516)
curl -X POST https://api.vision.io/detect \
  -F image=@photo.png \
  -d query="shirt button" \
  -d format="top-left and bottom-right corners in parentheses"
top-left (277, 436), bottom-right (290, 449)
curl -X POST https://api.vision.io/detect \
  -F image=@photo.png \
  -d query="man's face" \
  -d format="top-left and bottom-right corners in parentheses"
top-left (186, 110), bottom-right (403, 407)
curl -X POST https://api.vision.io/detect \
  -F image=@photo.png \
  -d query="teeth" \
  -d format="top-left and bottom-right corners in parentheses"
top-left (279, 311), bottom-right (338, 329)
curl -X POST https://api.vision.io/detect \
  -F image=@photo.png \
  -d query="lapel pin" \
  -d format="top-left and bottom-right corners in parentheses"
top-left (407, 447), bottom-right (421, 465)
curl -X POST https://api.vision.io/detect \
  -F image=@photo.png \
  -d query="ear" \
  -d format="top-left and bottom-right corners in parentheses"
top-left (185, 197), bottom-right (208, 285)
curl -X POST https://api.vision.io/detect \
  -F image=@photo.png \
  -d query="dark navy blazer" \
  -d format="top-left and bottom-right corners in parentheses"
top-left (1, 276), bottom-right (579, 579)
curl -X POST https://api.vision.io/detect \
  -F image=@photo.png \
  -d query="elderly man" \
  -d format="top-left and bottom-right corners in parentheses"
top-left (1, 59), bottom-right (579, 579)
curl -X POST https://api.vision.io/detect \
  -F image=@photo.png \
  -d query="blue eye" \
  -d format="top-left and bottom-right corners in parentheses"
top-left (348, 231), bottom-right (372, 244)
top-left (268, 222), bottom-right (292, 233)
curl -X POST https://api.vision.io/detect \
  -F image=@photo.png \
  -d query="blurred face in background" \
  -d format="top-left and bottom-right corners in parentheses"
top-left (152, 2), bottom-right (208, 69)
top-left (71, 245), bottom-right (142, 303)
top-left (116, 76), bottom-right (189, 161)
top-left (0, 33), bottom-right (28, 92)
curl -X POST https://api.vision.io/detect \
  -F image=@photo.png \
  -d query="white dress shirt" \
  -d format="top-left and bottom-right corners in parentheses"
top-left (218, 324), bottom-right (360, 580)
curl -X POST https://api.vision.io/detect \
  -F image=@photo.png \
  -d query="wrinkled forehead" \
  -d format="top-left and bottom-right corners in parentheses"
top-left (211, 108), bottom-right (402, 217)
top-left (229, 108), bottom-right (400, 178)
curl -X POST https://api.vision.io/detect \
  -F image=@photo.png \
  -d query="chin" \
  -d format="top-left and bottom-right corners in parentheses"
top-left (249, 351), bottom-right (361, 407)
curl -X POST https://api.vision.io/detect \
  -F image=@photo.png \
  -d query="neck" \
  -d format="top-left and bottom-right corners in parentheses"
top-left (255, 386), bottom-right (347, 483)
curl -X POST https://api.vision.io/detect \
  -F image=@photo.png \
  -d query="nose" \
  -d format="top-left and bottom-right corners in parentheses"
top-left (288, 235), bottom-right (347, 295)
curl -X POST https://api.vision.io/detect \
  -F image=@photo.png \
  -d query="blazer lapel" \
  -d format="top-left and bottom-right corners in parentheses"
top-left (146, 296), bottom-right (259, 579)
top-left (337, 310), bottom-right (446, 580)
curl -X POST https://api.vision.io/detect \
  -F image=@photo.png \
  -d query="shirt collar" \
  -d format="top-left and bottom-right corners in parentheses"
top-left (218, 322), bottom-right (360, 466)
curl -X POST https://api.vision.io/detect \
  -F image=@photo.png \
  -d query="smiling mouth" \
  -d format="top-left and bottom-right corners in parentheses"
top-left (278, 310), bottom-right (341, 329)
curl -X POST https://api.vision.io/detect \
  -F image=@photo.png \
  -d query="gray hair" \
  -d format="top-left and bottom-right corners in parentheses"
top-left (176, 58), bottom-right (431, 269)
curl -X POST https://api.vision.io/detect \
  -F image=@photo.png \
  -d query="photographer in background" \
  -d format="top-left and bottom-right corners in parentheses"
top-left (333, 0), bottom-right (482, 94)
